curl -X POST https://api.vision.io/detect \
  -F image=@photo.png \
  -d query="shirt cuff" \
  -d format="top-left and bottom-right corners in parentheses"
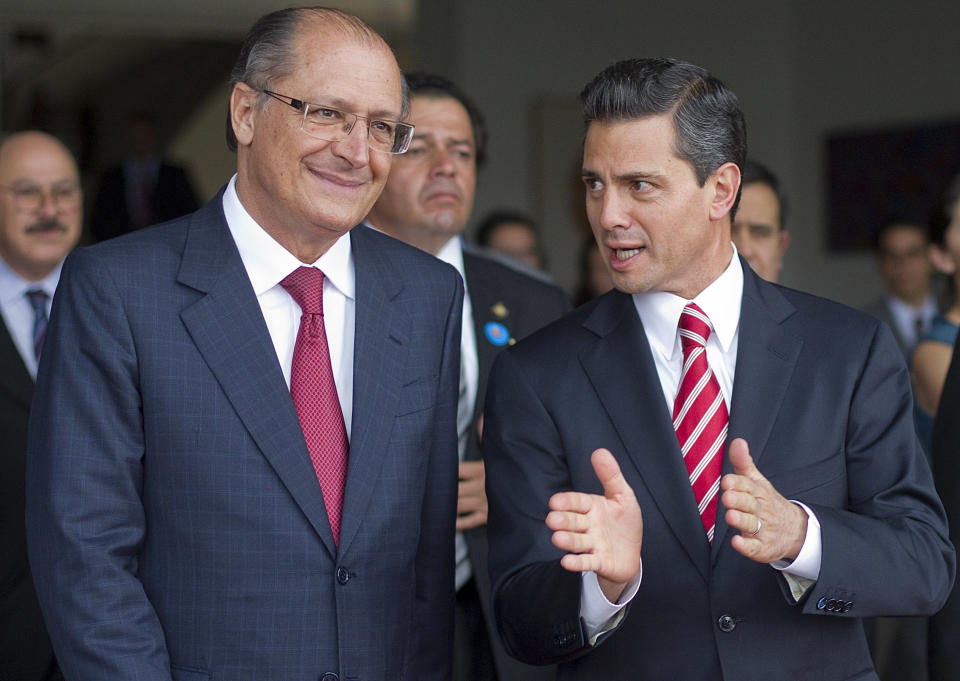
top-left (770, 500), bottom-right (821, 599)
top-left (579, 562), bottom-right (642, 644)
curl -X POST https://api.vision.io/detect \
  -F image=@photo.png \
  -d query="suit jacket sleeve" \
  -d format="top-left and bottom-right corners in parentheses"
top-left (409, 269), bottom-right (463, 681)
top-left (26, 247), bottom-right (174, 681)
top-left (798, 320), bottom-right (955, 617)
top-left (484, 348), bottom-right (592, 665)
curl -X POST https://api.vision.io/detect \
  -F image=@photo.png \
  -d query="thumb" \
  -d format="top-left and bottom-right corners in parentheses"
top-left (728, 438), bottom-right (760, 479)
top-left (591, 448), bottom-right (630, 499)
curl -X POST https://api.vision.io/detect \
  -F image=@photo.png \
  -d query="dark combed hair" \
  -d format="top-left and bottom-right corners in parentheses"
top-left (225, 6), bottom-right (406, 152)
top-left (742, 158), bottom-right (788, 230)
top-left (475, 209), bottom-right (538, 247)
top-left (404, 71), bottom-right (488, 168)
top-left (580, 57), bottom-right (746, 190)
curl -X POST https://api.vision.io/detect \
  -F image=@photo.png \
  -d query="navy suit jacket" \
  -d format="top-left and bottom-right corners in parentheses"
top-left (929, 335), bottom-right (960, 681)
top-left (484, 262), bottom-right (954, 681)
top-left (0, 317), bottom-right (58, 681)
top-left (460, 245), bottom-right (569, 681)
top-left (26, 193), bottom-right (463, 681)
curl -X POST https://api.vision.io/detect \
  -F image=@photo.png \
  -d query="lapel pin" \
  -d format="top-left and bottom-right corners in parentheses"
top-left (491, 302), bottom-right (509, 319)
top-left (484, 321), bottom-right (510, 346)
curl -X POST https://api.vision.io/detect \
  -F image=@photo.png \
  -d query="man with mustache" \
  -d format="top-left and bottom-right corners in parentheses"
top-left (366, 72), bottom-right (569, 681)
top-left (0, 130), bottom-right (82, 681)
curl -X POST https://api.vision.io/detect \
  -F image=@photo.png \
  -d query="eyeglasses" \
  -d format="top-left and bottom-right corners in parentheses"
top-left (0, 181), bottom-right (81, 212)
top-left (260, 89), bottom-right (415, 154)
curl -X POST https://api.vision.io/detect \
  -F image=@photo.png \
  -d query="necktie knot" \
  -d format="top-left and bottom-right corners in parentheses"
top-left (281, 266), bottom-right (325, 315)
top-left (678, 303), bottom-right (711, 352)
top-left (26, 288), bottom-right (49, 313)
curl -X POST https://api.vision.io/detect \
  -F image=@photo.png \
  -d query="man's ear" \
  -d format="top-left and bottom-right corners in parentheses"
top-left (708, 162), bottom-right (741, 221)
top-left (779, 230), bottom-right (791, 256)
top-left (230, 83), bottom-right (259, 148)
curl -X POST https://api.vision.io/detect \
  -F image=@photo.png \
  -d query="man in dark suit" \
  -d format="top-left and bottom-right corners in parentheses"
top-left (929, 336), bottom-right (960, 681)
top-left (366, 72), bottom-right (568, 681)
top-left (90, 112), bottom-right (200, 242)
top-left (0, 130), bottom-right (81, 681)
top-left (26, 9), bottom-right (462, 681)
top-left (863, 220), bottom-right (939, 359)
top-left (483, 58), bottom-right (954, 681)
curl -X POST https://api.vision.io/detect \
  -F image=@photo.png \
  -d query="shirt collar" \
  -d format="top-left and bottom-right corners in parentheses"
top-left (223, 174), bottom-right (354, 300)
top-left (0, 253), bottom-right (64, 305)
top-left (632, 244), bottom-right (743, 362)
top-left (435, 235), bottom-right (465, 278)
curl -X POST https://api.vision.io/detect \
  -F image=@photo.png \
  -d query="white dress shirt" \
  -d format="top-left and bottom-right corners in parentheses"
top-left (435, 235), bottom-right (479, 591)
top-left (222, 175), bottom-right (356, 436)
top-left (0, 255), bottom-right (62, 379)
top-left (886, 294), bottom-right (938, 350)
top-left (581, 246), bottom-right (822, 639)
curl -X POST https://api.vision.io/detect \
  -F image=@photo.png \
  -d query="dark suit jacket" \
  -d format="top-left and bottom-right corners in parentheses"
top-left (460, 245), bottom-right (569, 681)
top-left (929, 336), bottom-right (960, 681)
top-left (0, 319), bottom-right (57, 681)
top-left (484, 262), bottom-right (954, 681)
top-left (90, 161), bottom-right (200, 242)
top-left (25, 193), bottom-right (463, 681)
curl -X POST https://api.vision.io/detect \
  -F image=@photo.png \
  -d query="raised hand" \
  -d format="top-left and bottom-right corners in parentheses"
top-left (546, 448), bottom-right (643, 602)
top-left (721, 438), bottom-right (807, 563)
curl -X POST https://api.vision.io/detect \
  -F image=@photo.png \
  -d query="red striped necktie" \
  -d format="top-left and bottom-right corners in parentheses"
top-left (281, 266), bottom-right (349, 546)
top-left (672, 303), bottom-right (728, 542)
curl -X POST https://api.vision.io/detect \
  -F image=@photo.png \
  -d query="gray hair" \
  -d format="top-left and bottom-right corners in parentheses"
top-left (225, 6), bottom-right (408, 151)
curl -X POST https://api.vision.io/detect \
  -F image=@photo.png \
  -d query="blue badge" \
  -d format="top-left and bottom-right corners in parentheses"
top-left (485, 322), bottom-right (510, 346)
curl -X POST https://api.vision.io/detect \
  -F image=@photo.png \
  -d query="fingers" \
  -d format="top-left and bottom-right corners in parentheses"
top-left (591, 448), bottom-right (632, 501)
top-left (728, 438), bottom-right (761, 480)
top-left (549, 490), bottom-right (597, 514)
top-left (456, 511), bottom-right (486, 531)
top-left (458, 460), bottom-right (484, 481)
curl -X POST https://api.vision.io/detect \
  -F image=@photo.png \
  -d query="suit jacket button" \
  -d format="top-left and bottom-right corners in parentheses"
top-left (816, 597), bottom-right (828, 610)
top-left (718, 615), bottom-right (736, 632)
top-left (843, 601), bottom-right (854, 613)
top-left (320, 674), bottom-right (339, 681)
top-left (336, 567), bottom-right (350, 585)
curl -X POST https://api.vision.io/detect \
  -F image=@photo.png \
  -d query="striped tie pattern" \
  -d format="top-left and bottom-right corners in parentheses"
top-left (25, 289), bottom-right (49, 361)
top-left (673, 303), bottom-right (728, 542)
top-left (281, 267), bottom-right (349, 546)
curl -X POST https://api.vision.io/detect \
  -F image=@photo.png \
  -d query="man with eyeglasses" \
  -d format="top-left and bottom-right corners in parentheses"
top-left (25, 8), bottom-right (462, 681)
top-left (0, 130), bottom-right (80, 681)
top-left (864, 220), bottom-right (939, 359)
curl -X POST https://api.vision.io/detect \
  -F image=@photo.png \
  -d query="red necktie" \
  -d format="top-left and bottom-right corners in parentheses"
top-left (672, 303), bottom-right (728, 542)
top-left (281, 267), bottom-right (349, 545)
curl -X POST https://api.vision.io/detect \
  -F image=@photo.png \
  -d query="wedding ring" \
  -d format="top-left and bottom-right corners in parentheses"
top-left (748, 518), bottom-right (762, 536)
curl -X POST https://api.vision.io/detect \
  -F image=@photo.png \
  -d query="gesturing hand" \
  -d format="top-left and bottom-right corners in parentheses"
top-left (721, 438), bottom-right (807, 563)
top-left (546, 448), bottom-right (643, 602)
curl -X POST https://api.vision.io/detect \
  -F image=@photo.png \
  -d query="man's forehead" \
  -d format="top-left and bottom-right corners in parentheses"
top-left (286, 33), bottom-right (403, 117)
top-left (0, 135), bottom-right (77, 181)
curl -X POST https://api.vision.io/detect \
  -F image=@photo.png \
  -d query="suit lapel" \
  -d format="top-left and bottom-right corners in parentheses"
top-left (176, 197), bottom-right (338, 555)
top-left (713, 264), bottom-right (802, 557)
top-left (462, 251), bottom-right (503, 432)
top-left (337, 226), bottom-right (410, 555)
top-left (579, 292), bottom-right (711, 581)
top-left (0, 317), bottom-right (33, 409)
